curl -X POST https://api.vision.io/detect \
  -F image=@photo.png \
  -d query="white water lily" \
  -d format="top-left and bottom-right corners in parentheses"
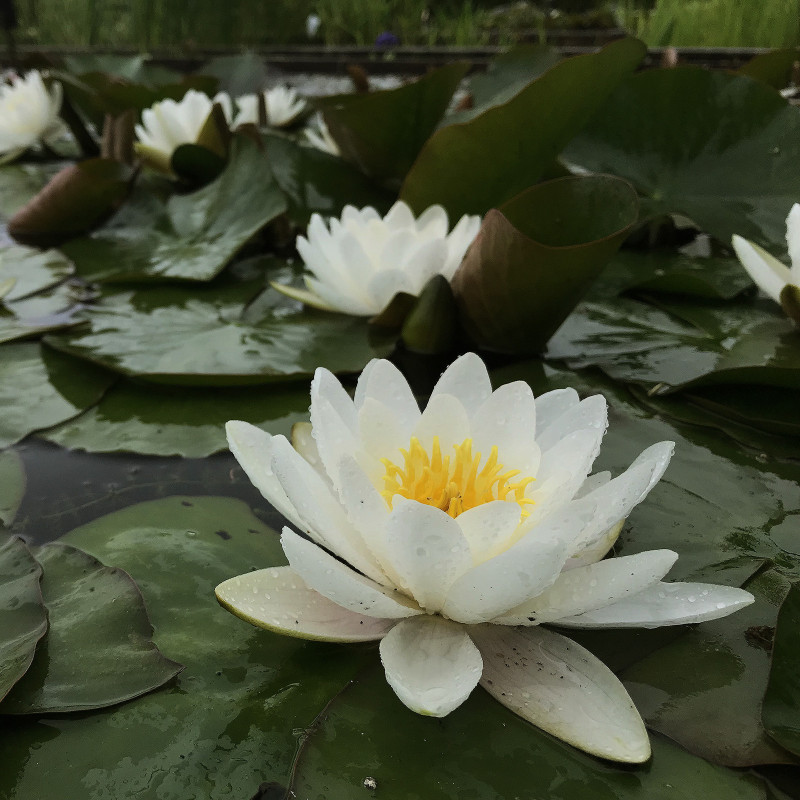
top-left (216, 353), bottom-right (754, 763)
top-left (233, 86), bottom-right (306, 129)
top-left (273, 201), bottom-right (481, 315)
top-left (303, 112), bottom-right (340, 157)
top-left (732, 204), bottom-right (800, 319)
top-left (134, 89), bottom-right (234, 174)
top-left (0, 71), bottom-right (63, 163)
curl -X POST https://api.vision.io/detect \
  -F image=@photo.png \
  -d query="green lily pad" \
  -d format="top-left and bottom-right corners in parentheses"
top-left (0, 496), bottom-right (371, 799)
top-left (0, 245), bottom-right (74, 302)
top-left (400, 37), bottom-right (646, 219)
top-left (0, 452), bottom-right (25, 527)
top-left (763, 581), bottom-right (800, 758)
top-left (622, 569), bottom-right (794, 767)
top-left (40, 378), bottom-right (310, 457)
top-left (738, 48), bottom-right (800, 90)
top-left (0, 342), bottom-right (115, 448)
top-left (61, 137), bottom-right (287, 283)
top-left (317, 62), bottom-right (469, 186)
top-left (262, 132), bottom-right (394, 226)
top-left (451, 175), bottom-right (638, 353)
top-left (0, 163), bottom-right (67, 223)
top-left (288, 662), bottom-right (780, 800)
top-left (8, 159), bottom-right (134, 249)
top-left (0, 535), bottom-right (46, 702)
top-left (45, 279), bottom-right (394, 386)
top-left (1, 542), bottom-right (182, 714)
top-left (0, 284), bottom-right (86, 345)
top-left (62, 54), bottom-right (182, 85)
top-left (564, 67), bottom-right (800, 248)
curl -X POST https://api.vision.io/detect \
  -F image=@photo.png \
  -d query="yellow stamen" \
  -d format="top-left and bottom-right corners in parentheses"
top-left (380, 436), bottom-right (535, 519)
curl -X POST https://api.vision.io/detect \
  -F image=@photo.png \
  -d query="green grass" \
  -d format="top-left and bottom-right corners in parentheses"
top-left (618, 0), bottom-right (800, 48)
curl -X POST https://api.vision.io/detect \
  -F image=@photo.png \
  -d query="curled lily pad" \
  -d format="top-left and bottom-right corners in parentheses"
top-left (763, 581), bottom-right (800, 757)
top-left (0, 163), bottom-right (67, 223)
top-left (61, 137), bottom-right (286, 283)
top-left (0, 343), bottom-right (115, 448)
top-left (2, 542), bottom-right (182, 714)
top-left (400, 38), bottom-right (646, 219)
top-left (564, 66), bottom-right (800, 247)
top-left (8, 159), bottom-right (134, 248)
top-left (452, 175), bottom-right (638, 353)
top-left (0, 535), bottom-right (46, 702)
top-left (317, 62), bottom-right (469, 186)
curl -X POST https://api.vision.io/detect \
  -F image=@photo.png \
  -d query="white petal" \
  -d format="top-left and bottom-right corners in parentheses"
top-left (309, 392), bottom-right (366, 488)
top-left (556, 580), bottom-right (755, 628)
top-left (384, 200), bottom-right (415, 230)
top-left (225, 421), bottom-right (305, 531)
top-left (786, 203), bottom-right (800, 283)
top-left (412, 393), bottom-right (471, 452)
top-left (429, 352), bottom-right (492, 416)
top-left (270, 435), bottom-right (386, 583)
top-left (358, 397), bottom-right (410, 476)
top-left (280, 528), bottom-right (421, 618)
top-left (311, 367), bottom-right (358, 432)
top-left (731, 234), bottom-right (789, 303)
top-left (291, 421), bottom-right (325, 473)
top-left (215, 566), bottom-right (394, 642)
top-left (379, 616), bottom-right (482, 717)
top-left (383, 500), bottom-right (473, 613)
top-left (534, 388), bottom-right (580, 435)
top-left (470, 381), bottom-right (540, 478)
top-left (455, 501), bottom-right (522, 563)
top-left (535, 394), bottom-right (607, 454)
top-left (473, 625), bottom-right (651, 763)
top-left (353, 358), bottom-right (420, 434)
top-left (415, 204), bottom-right (449, 238)
top-left (535, 427), bottom-right (606, 506)
top-left (494, 549), bottom-right (679, 625)
top-left (441, 501), bottom-right (597, 623)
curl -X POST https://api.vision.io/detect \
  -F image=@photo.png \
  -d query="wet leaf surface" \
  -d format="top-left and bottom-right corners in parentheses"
top-left (0, 452), bottom-right (25, 527)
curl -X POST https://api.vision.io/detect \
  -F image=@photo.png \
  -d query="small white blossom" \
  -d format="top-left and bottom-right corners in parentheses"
top-left (233, 86), bottom-right (306, 129)
top-left (0, 71), bottom-right (63, 163)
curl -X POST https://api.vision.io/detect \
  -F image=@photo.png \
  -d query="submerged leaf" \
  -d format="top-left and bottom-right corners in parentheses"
top-left (1, 542), bottom-right (182, 714)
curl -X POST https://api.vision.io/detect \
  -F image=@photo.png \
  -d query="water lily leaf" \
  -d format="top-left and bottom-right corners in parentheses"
top-left (0, 535), bottom-right (46, 702)
top-left (8, 159), bottom-right (134, 248)
top-left (170, 142), bottom-right (227, 186)
top-left (401, 274), bottom-right (459, 355)
top-left (262, 132), bottom-right (394, 226)
top-left (317, 62), bottom-right (469, 186)
top-left (622, 569), bottom-right (794, 767)
top-left (0, 287), bottom-right (85, 344)
top-left (45, 280), bottom-right (394, 386)
top-left (0, 163), bottom-right (67, 223)
top-left (738, 48), bottom-right (800, 90)
top-left (763, 581), bottom-right (800, 757)
top-left (0, 496), bottom-right (371, 799)
top-left (62, 54), bottom-right (182, 85)
top-left (0, 342), bottom-right (115, 447)
top-left (455, 43), bottom-right (562, 122)
top-left (1, 542), bottom-right (182, 714)
top-left (288, 662), bottom-right (780, 800)
top-left (400, 37), bottom-right (646, 219)
top-left (40, 378), bottom-right (310, 457)
top-left (0, 452), bottom-right (25, 527)
top-left (199, 52), bottom-right (269, 96)
top-left (0, 245), bottom-right (74, 302)
top-left (452, 175), bottom-right (638, 353)
top-left (61, 137), bottom-right (286, 282)
top-left (564, 67), bottom-right (800, 247)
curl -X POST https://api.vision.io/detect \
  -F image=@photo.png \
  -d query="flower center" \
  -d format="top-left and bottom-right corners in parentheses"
top-left (380, 436), bottom-right (535, 519)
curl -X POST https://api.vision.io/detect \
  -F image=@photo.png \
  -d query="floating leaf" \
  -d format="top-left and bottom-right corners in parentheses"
top-left (8, 158), bottom-right (134, 249)
top-left (0, 496), bottom-right (371, 799)
top-left (0, 163), bottom-right (67, 223)
top-left (2, 542), bottom-right (182, 714)
top-left (262, 132), bottom-right (394, 225)
top-left (317, 62), bottom-right (469, 186)
top-left (0, 245), bottom-right (74, 302)
top-left (0, 452), bottom-right (25, 527)
top-left (46, 280), bottom-right (393, 386)
top-left (763, 581), bottom-right (800, 758)
top-left (564, 67), bottom-right (800, 247)
top-left (738, 48), bottom-right (800, 90)
top-left (41, 379), bottom-right (310, 457)
top-left (62, 54), bottom-right (182, 85)
top-left (288, 662), bottom-right (780, 800)
top-left (0, 284), bottom-right (85, 345)
top-left (0, 535), bottom-right (46, 702)
top-left (452, 175), bottom-right (638, 353)
top-left (400, 37), bottom-right (646, 219)
top-left (621, 569), bottom-right (794, 767)
top-left (0, 343), bottom-right (115, 448)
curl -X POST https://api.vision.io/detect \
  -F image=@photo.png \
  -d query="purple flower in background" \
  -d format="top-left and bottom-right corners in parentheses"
top-left (375, 30), bottom-right (400, 48)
